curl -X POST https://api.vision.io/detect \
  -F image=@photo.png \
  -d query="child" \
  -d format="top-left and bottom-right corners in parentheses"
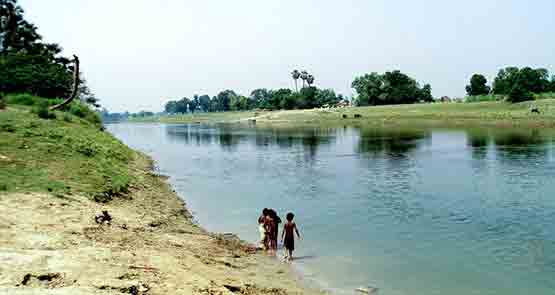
top-left (258, 208), bottom-right (269, 249)
top-left (264, 211), bottom-right (276, 253)
top-left (281, 212), bottom-right (301, 261)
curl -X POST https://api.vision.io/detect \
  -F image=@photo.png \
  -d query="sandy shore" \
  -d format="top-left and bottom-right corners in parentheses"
top-left (0, 153), bottom-right (326, 295)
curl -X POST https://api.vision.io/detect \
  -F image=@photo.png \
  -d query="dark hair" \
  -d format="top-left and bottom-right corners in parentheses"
top-left (286, 212), bottom-right (294, 221)
top-left (262, 208), bottom-right (269, 216)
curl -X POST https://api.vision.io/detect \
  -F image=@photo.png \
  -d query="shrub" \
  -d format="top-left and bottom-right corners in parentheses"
top-left (69, 103), bottom-right (87, 118)
top-left (0, 123), bottom-right (16, 132)
top-left (0, 95), bottom-right (5, 110)
top-left (33, 101), bottom-right (56, 120)
top-left (5, 94), bottom-right (64, 107)
top-left (507, 83), bottom-right (534, 103)
top-left (6, 93), bottom-right (39, 106)
top-left (69, 102), bottom-right (102, 125)
top-left (62, 113), bottom-right (73, 122)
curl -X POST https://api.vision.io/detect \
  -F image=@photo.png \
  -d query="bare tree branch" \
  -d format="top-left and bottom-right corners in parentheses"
top-left (49, 55), bottom-right (80, 110)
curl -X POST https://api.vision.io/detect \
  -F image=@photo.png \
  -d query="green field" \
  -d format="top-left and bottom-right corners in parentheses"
top-left (0, 105), bottom-right (137, 201)
top-left (132, 98), bottom-right (555, 127)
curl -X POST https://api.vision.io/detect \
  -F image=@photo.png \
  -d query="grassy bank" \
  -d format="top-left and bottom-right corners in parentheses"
top-left (0, 104), bottom-right (133, 201)
top-left (132, 98), bottom-right (555, 127)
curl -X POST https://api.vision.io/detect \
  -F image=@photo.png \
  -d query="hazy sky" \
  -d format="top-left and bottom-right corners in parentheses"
top-left (20, 0), bottom-right (555, 112)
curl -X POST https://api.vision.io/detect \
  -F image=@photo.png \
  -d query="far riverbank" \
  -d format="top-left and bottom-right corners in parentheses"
top-left (129, 98), bottom-right (555, 128)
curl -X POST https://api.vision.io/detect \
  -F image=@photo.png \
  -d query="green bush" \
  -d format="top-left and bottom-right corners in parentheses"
top-left (68, 102), bottom-right (101, 125)
top-left (62, 113), bottom-right (73, 122)
top-left (6, 94), bottom-right (39, 106)
top-left (0, 93), bottom-right (5, 110)
top-left (507, 83), bottom-right (534, 103)
top-left (0, 123), bottom-right (16, 132)
top-left (33, 102), bottom-right (56, 120)
top-left (69, 103), bottom-right (87, 117)
top-left (5, 94), bottom-right (64, 107)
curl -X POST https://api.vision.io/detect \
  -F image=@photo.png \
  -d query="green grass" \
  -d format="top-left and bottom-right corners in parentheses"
top-left (5, 93), bottom-right (101, 125)
top-left (0, 105), bottom-right (135, 201)
top-left (465, 94), bottom-right (505, 103)
top-left (130, 111), bottom-right (258, 124)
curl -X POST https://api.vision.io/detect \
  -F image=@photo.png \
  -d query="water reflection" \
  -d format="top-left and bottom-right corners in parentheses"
top-left (165, 124), bottom-right (337, 160)
top-left (467, 129), bottom-right (550, 163)
top-left (355, 127), bottom-right (430, 159)
top-left (165, 124), bottom-right (552, 163)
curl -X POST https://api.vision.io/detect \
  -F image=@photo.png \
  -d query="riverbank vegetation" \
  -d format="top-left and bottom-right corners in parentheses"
top-left (467, 67), bottom-right (555, 103)
top-left (157, 66), bottom-right (555, 115)
top-left (132, 97), bottom-right (555, 127)
top-left (0, 104), bottom-right (134, 201)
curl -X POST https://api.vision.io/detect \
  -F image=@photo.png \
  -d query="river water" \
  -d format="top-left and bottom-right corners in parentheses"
top-left (108, 123), bottom-right (555, 295)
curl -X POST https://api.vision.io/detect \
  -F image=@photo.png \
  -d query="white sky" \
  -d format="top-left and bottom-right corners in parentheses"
top-left (20, 0), bottom-right (555, 112)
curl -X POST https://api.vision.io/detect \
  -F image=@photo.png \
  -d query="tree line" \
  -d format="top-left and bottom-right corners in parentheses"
top-left (466, 67), bottom-right (555, 102)
top-left (164, 70), bottom-right (345, 113)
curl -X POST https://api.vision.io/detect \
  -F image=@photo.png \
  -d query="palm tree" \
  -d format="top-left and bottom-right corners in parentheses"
top-left (300, 70), bottom-right (309, 88)
top-left (307, 74), bottom-right (315, 87)
top-left (291, 70), bottom-right (301, 92)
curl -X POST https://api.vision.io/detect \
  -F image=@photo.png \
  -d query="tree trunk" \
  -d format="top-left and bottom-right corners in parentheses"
top-left (50, 55), bottom-right (80, 111)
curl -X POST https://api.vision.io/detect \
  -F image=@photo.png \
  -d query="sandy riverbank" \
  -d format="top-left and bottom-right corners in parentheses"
top-left (0, 153), bottom-right (326, 295)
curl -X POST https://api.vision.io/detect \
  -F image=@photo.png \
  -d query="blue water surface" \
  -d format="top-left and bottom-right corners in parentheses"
top-left (108, 123), bottom-right (555, 295)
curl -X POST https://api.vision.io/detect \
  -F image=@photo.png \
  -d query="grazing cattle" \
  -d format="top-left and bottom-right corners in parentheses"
top-left (342, 114), bottom-right (348, 119)
top-left (354, 114), bottom-right (362, 118)
top-left (530, 107), bottom-right (540, 114)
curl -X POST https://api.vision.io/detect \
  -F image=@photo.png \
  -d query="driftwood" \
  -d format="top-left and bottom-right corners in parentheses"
top-left (49, 55), bottom-right (80, 110)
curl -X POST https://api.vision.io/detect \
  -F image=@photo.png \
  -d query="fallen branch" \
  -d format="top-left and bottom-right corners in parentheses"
top-left (49, 55), bottom-right (80, 110)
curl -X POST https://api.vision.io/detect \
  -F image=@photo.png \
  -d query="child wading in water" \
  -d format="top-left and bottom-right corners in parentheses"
top-left (281, 212), bottom-right (301, 261)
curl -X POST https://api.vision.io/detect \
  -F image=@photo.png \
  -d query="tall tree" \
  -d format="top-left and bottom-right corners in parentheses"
top-left (198, 94), bottom-right (210, 112)
top-left (291, 70), bottom-right (300, 92)
top-left (250, 88), bottom-right (271, 109)
top-left (0, 0), bottom-right (76, 99)
top-left (215, 90), bottom-right (237, 112)
top-left (418, 84), bottom-right (434, 102)
top-left (352, 71), bottom-right (431, 106)
top-left (300, 71), bottom-right (309, 88)
top-left (307, 74), bottom-right (315, 87)
top-left (465, 74), bottom-right (491, 96)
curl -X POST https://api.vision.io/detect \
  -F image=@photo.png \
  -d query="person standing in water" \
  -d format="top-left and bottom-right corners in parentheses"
top-left (264, 210), bottom-right (276, 253)
top-left (269, 209), bottom-right (281, 250)
top-left (258, 208), bottom-right (269, 249)
top-left (281, 212), bottom-right (301, 261)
